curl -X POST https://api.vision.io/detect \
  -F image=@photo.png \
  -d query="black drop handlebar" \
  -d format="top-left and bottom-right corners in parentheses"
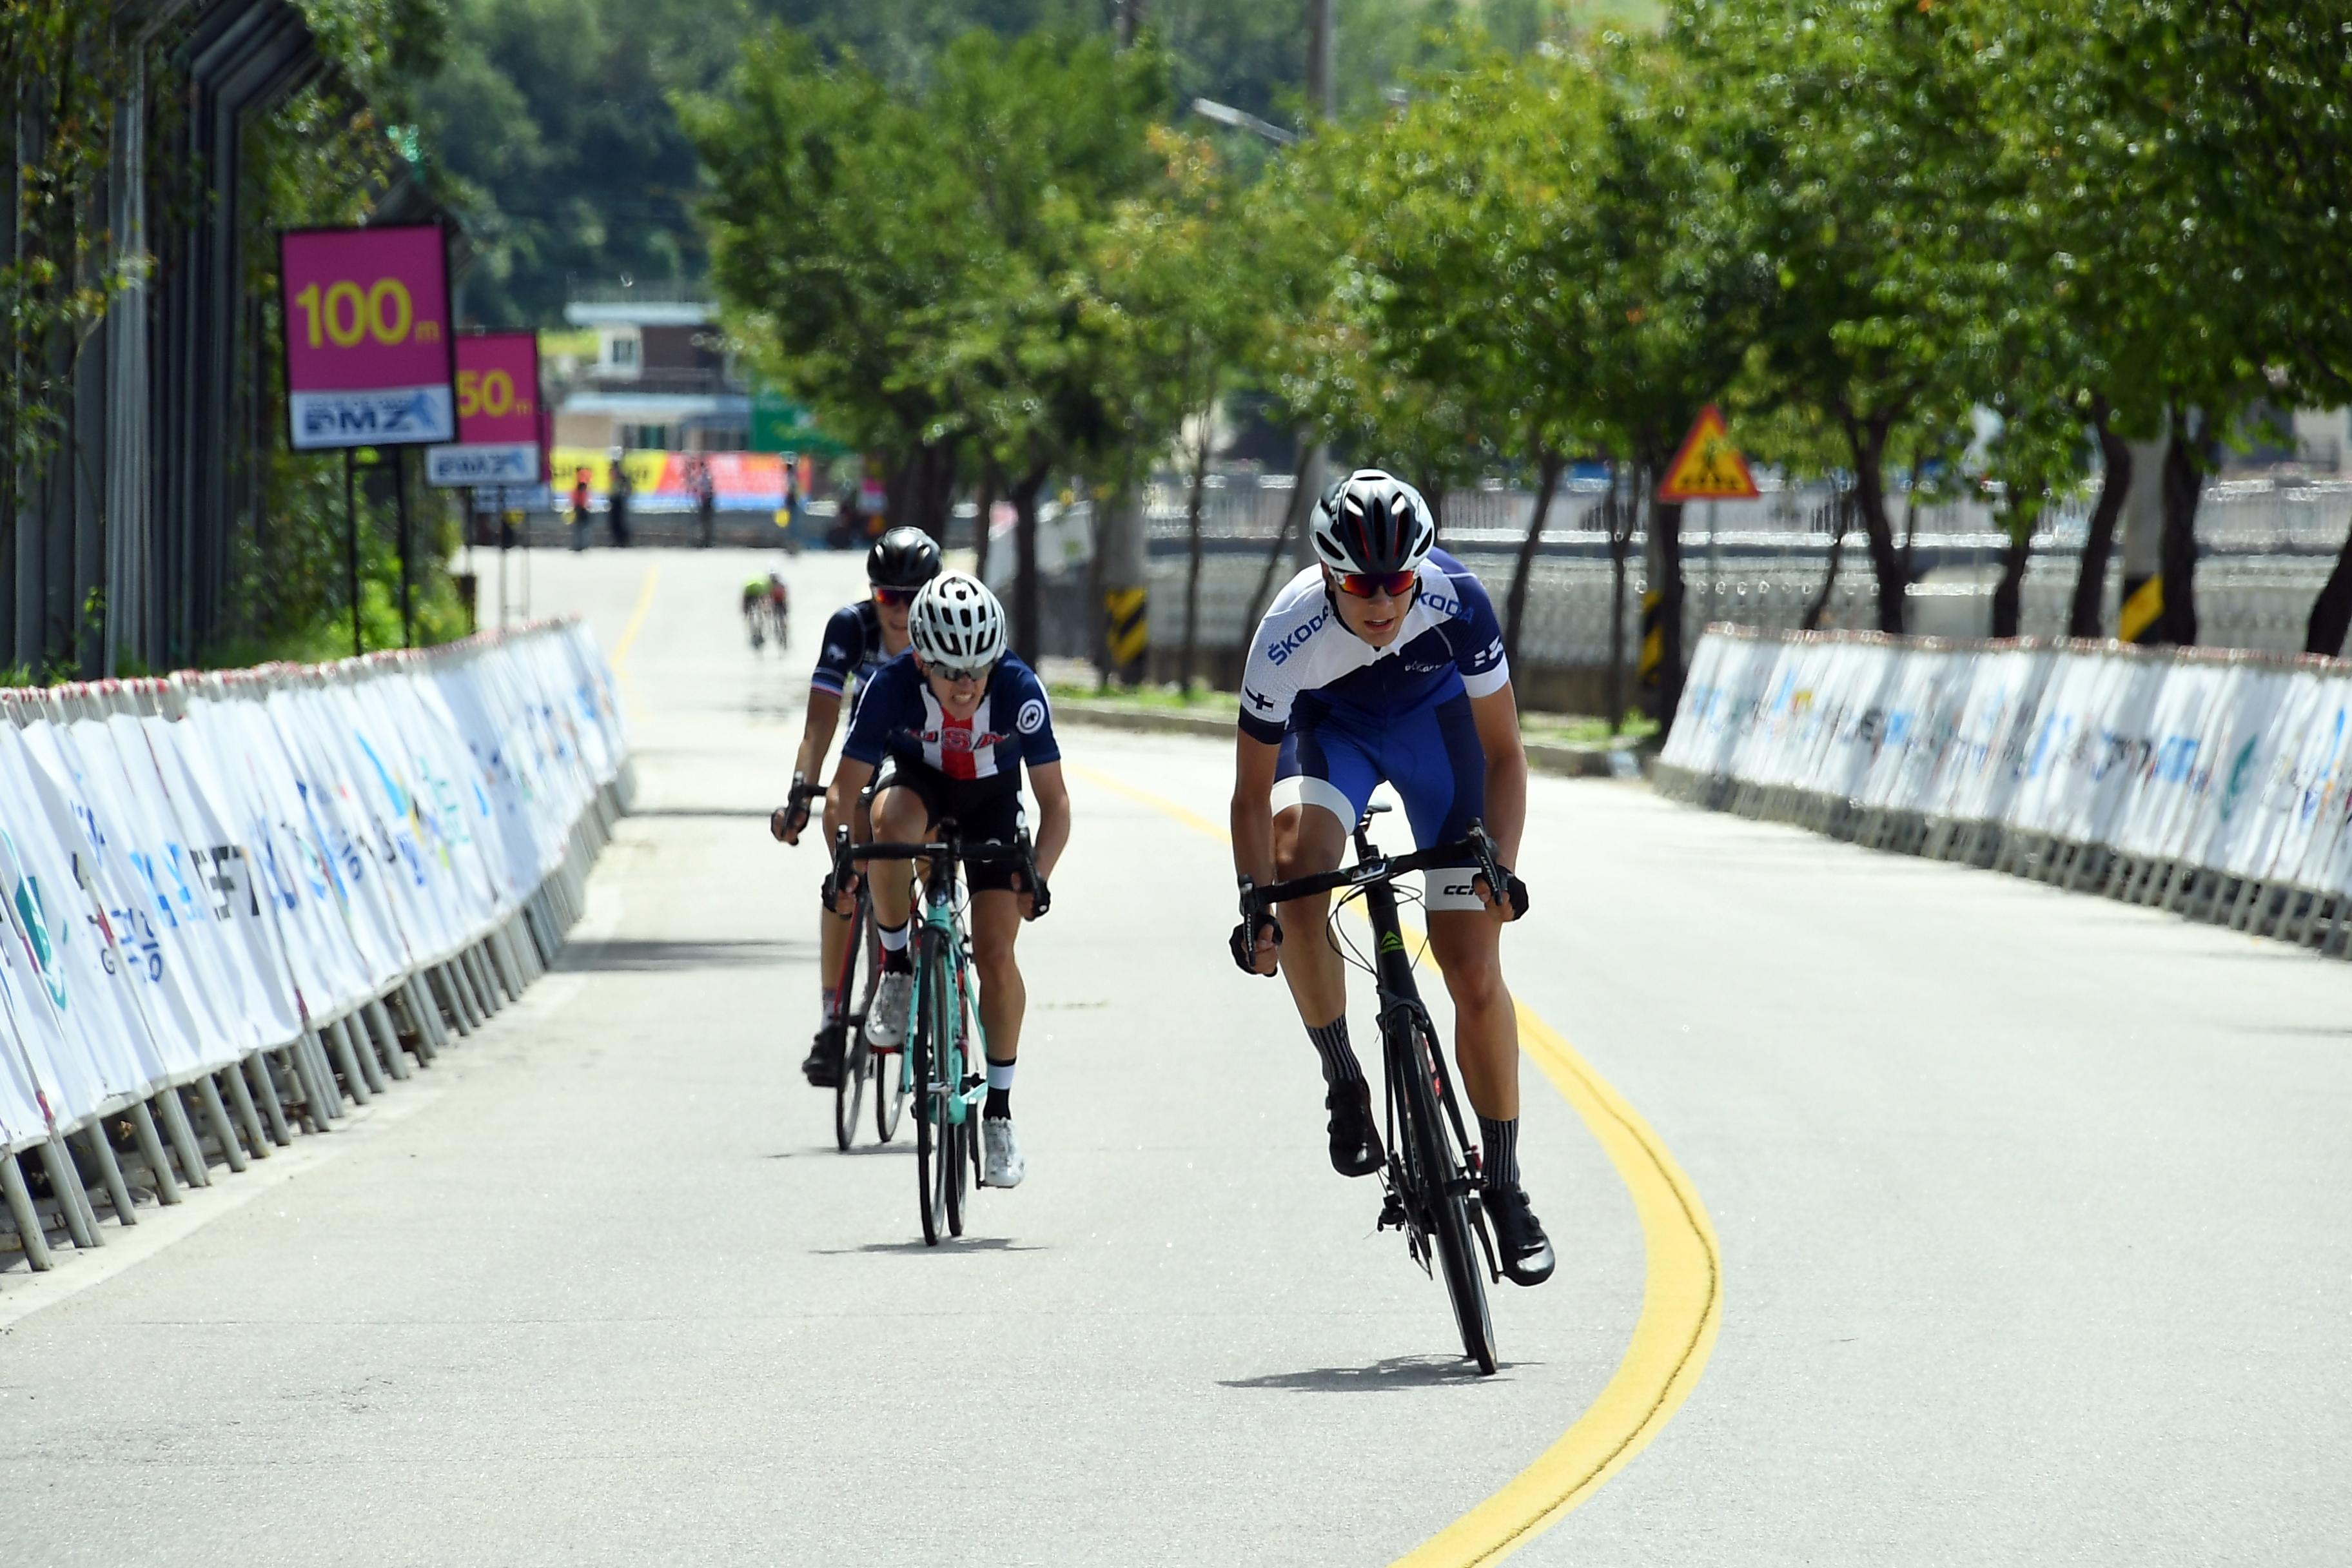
top-left (826, 820), bottom-right (1050, 919)
top-left (1238, 819), bottom-right (1520, 926)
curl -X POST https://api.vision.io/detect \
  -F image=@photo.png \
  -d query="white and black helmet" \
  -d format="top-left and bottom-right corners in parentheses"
top-left (1309, 469), bottom-right (1437, 577)
top-left (908, 571), bottom-right (1008, 671)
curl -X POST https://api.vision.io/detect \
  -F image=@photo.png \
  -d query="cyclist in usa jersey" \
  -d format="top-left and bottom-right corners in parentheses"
top-left (772, 527), bottom-right (940, 1087)
top-left (1228, 469), bottom-right (1553, 1286)
top-left (828, 573), bottom-right (1070, 1188)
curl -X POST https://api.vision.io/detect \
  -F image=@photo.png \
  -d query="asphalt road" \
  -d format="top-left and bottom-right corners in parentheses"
top-left (3, 545), bottom-right (2347, 1566)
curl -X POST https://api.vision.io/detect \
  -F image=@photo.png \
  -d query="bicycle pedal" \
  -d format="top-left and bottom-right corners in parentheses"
top-left (1376, 1196), bottom-right (1409, 1231)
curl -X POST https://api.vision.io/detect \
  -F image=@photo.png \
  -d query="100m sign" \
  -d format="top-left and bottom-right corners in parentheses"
top-left (291, 278), bottom-right (443, 351)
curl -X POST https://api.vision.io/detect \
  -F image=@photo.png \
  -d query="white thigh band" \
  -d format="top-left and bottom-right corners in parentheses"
top-left (1269, 772), bottom-right (1357, 825)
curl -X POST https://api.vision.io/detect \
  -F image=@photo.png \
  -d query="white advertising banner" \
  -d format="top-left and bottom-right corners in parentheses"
top-left (0, 619), bottom-right (623, 1144)
top-left (1663, 627), bottom-right (2352, 911)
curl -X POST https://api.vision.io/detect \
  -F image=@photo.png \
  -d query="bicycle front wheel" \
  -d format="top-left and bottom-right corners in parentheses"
top-left (936, 948), bottom-right (968, 1239)
top-left (1397, 1008), bottom-right (1497, 1375)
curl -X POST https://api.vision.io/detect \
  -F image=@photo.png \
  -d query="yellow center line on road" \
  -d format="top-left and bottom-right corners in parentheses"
top-left (611, 565), bottom-right (662, 671)
top-left (1070, 762), bottom-right (1722, 1565)
top-left (607, 565), bottom-right (662, 717)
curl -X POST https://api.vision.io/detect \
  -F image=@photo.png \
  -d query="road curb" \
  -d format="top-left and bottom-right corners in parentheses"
top-left (1054, 700), bottom-right (1648, 780)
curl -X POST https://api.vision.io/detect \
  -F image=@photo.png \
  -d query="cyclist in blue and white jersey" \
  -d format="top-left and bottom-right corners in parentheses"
top-left (1226, 469), bottom-right (1553, 1286)
top-left (827, 573), bottom-right (1070, 1188)
top-left (772, 527), bottom-right (941, 1086)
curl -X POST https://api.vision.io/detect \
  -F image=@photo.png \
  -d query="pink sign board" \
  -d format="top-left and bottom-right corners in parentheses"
top-left (279, 224), bottom-right (455, 449)
top-left (425, 331), bottom-right (544, 486)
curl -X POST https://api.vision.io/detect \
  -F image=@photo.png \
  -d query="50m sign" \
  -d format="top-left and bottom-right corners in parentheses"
top-left (280, 224), bottom-right (456, 451)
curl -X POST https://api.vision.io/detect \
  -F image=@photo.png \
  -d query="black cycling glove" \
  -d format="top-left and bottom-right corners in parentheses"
top-left (1486, 867), bottom-right (1530, 919)
top-left (1230, 910), bottom-right (1282, 974)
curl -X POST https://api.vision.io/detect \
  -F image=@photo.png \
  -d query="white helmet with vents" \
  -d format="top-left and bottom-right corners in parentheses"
top-left (909, 571), bottom-right (1008, 671)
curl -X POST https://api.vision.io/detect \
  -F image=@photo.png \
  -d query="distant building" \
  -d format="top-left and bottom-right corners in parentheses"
top-left (551, 286), bottom-right (747, 453)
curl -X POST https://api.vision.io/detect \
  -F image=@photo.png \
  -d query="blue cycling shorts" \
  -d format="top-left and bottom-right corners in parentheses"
top-left (1271, 692), bottom-right (1488, 910)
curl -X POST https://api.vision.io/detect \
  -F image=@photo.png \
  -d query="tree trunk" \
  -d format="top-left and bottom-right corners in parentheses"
top-left (1990, 511), bottom-right (2034, 639)
top-left (1638, 441), bottom-right (1688, 729)
top-left (1008, 458), bottom-right (1051, 665)
top-left (920, 440), bottom-right (961, 538)
top-left (2306, 523), bottom-right (2352, 655)
top-left (883, 449), bottom-right (919, 534)
top-left (2070, 400), bottom-right (2130, 638)
top-left (2156, 416), bottom-right (2208, 645)
top-left (1801, 488), bottom-right (1850, 631)
top-left (1504, 449), bottom-right (1565, 669)
top-left (971, 464), bottom-right (1000, 586)
top-left (1179, 406), bottom-right (1213, 692)
top-left (1414, 471), bottom-right (1446, 540)
top-left (1605, 462), bottom-right (1631, 732)
top-left (1842, 413), bottom-right (1906, 633)
top-left (1244, 436), bottom-right (1317, 634)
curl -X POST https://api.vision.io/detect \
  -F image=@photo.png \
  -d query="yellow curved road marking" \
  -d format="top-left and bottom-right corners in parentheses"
top-left (1070, 761), bottom-right (1722, 1564)
top-left (611, 565), bottom-right (662, 672)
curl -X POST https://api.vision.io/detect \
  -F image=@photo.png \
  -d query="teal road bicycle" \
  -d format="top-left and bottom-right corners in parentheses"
top-left (828, 817), bottom-right (1046, 1245)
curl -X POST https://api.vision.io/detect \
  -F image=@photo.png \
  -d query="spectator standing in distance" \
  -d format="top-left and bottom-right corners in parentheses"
top-left (696, 455), bottom-right (718, 549)
top-left (836, 473), bottom-right (863, 550)
top-left (607, 448), bottom-right (633, 548)
top-left (571, 466), bottom-right (592, 552)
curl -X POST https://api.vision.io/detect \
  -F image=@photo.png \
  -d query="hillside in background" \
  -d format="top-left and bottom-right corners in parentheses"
top-left (416, 0), bottom-right (1654, 327)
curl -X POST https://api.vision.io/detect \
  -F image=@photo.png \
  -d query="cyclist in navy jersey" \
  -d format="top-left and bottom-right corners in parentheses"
top-left (1227, 469), bottom-right (1553, 1286)
top-left (827, 572), bottom-right (1070, 1188)
top-left (772, 527), bottom-right (941, 1086)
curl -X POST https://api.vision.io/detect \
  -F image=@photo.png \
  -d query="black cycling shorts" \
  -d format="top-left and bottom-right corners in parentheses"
top-left (879, 761), bottom-right (1026, 893)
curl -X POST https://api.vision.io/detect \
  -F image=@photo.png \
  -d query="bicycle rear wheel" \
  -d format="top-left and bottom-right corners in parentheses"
top-left (831, 890), bottom-right (876, 1150)
top-left (1396, 1007), bottom-right (1497, 1375)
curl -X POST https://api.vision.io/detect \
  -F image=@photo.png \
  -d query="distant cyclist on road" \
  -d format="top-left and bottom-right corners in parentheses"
top-left (826, 573), bottom-right (1070, 1189)
top-left (1226, 469), bottom-right (1553, 1286)
top-left (771, 527), bottom-right (943, 1084)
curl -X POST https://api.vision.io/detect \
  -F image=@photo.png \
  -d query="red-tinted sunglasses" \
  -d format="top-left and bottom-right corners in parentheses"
top-left (1335, 570), bottom-right (1418, 600)
top-left (872, 585), bottom-right (918, 606)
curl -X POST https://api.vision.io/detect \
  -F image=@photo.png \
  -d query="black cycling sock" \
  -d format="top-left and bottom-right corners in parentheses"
top-left (1480, 1116), bottom-right (1520, 1190)
top-left (1308, 1017), bottom-right (1363, 1088)
top-left (985, 1059), bottom-right (1013, 1119)
top-left (878, 921), bottom-right (911, 971)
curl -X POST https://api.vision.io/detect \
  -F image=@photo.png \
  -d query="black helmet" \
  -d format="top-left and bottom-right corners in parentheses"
top-left (866, 526), bottom-right (943, 589)
top-left (1309, 470), bottom-right (1436, 576)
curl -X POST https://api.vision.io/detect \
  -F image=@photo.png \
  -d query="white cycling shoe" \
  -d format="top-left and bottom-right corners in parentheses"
top-left (864, 966), bottom-right (913, 1050)
top-left (982, 1117), bottom-right (1026, 1188)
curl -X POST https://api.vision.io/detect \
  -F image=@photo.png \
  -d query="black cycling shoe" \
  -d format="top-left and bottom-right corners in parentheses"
top-left (1485, 1182), bottom-right (1556, 1286)
top-left (801, 1025), bottom-right (844, 1089)
top-left (1325, 1081), bottom-right (1384, 1178)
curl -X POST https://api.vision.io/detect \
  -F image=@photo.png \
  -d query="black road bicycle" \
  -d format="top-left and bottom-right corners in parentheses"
top-left (1239, 807), bottom-right (1515, 1375)
top-left (785, 775), bottom-right (910, 1150)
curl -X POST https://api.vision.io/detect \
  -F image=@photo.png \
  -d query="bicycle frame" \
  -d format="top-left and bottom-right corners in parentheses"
top-left (897, 865), bottom-right (986, 1128)
top-left (1346, 832), bottom-right (1487, 1199)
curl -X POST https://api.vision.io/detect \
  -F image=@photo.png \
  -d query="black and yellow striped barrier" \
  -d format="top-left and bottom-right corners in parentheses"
top-left (1106, 587), bottom-right (1148, 673)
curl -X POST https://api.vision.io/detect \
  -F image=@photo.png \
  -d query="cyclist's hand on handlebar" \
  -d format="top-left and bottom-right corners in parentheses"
top-left (1473, 867), bottom-right (1531, 921)
top-left (1230, 885), bottom-right (1282, 975)
top-left (1013, 870), bottom-right (1051, 921)
top-left (821, 866), bottom-right (861, 916)
top-left (776, 774), bottom-right (818, 845)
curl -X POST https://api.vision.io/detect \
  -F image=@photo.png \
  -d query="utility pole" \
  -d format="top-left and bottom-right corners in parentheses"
top-left (1098, 0), bottom-right (1151, 684)
top-left (1307, 0), bottom-right (1337, 119)
top-left (1117, 0), bottom-right (1142, 48)
top-left (1297, 0), bottom-right (1337, 567)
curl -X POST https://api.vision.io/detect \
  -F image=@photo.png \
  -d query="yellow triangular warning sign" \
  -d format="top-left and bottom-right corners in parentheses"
top-left (1657, 406), bottom-right (1760, 502)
